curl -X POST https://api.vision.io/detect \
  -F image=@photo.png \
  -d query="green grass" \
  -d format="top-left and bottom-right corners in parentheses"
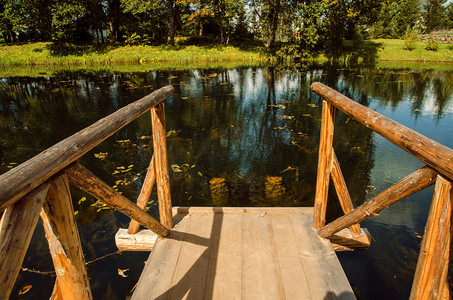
top-left (0, 42), bottom-right (269, 66)
top-left (373, 39), bottom-right (453, 62)
top-left (1, 39), bottom-right (453, 68)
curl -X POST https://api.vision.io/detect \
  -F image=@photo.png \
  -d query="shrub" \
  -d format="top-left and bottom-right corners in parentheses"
top-left (403, 28), bottom-right (418, 51)
top-left (425, 39), bottom-right (439, 51)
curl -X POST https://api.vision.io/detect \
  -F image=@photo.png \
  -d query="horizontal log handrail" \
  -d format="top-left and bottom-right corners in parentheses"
top-left (0, 85), bottom-right (175, 212)
top-left (311, 82), bottom-right (453, 181)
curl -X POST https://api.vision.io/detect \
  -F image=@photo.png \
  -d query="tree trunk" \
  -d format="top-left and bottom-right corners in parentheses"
top-left (199, 19), bottom-right (203, 36)
top-left (166, 0), bottom-right (176, 45)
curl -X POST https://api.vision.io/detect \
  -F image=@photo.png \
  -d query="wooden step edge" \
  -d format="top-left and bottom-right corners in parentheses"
top-left (328, 228), bottom-right (371, 252)
top-left (172, 206), bottom-right (314, 215)
top-left (115, 228), bottom-right (158, 252)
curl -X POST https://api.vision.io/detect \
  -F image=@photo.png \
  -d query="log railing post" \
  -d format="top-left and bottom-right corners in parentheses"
top-left (151, 104), bottom-right (174, 229)
top-left (313, 100), bottom-right (335, 229)
top-left (40, 174), bottom-right (92, 300)
top-left (409, 175), bottom-right (452, 299)
top-left (128, 155), bottom-right (156, 234)
top-left (330, 151), bottom-right (361, 234)
top-left (0, 184), bottom-right (49, 299)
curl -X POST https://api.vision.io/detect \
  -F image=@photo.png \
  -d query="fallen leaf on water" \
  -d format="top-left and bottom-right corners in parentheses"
top-left (280, 166), bottom-right (297, 173)
top-left (19, 285), bottom-right (32, 295)
top-left (118, 268), bottom-right (129, 277)
top-left (307, 103), bottom-right (317, 108)
top-left (171, 164), bottom-right (183, 172)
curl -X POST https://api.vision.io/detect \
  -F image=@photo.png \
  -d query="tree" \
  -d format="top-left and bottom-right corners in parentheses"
top-left (294, 0), bottom-right (325, 57)
top-left (3, 0), bottom-right (53, 41)
top-left (446, 3), bottom-right (453, 29)
top-left (121, 0), bottom-right (165, 43)
top-left (51, 1), bottom-right (88, 42)
top-left (371, 0), bottom-right (420, 38)
top-left (424, 0), bottom-right (447, 33)
top-left (0, 0), bottom-right (15, 42)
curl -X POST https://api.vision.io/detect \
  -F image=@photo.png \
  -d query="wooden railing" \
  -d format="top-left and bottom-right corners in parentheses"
top-left (311, 82), bottom-right (453, 299)
top-left (0, 85), bottom-right (175, 300)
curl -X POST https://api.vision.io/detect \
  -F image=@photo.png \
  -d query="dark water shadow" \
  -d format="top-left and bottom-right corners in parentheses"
top-left (324, 291), bottom-right (357, 300)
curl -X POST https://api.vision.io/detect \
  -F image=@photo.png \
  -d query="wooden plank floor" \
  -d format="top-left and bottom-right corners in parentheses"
top-left (132, 207), bottom-right (356, 300)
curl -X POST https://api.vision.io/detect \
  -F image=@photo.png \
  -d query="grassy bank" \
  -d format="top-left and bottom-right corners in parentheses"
top-left (373, 39), bottom-right (453, 62)
top-left (0, 40), bottom-right (452, 67)
top-left (0, 42), bottom-right (268, 66)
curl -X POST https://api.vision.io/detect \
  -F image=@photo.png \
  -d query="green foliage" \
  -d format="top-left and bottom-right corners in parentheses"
top-left (424, 0), bottom-right (447, 33)
top-left (371, 0), bottom-right (420, 39)
top-left (403, 27), bottom-right (418, 51)
top-left (51, 1), bottom-right (87, 42)
top-left (425, 38), bottom-right (439, 51)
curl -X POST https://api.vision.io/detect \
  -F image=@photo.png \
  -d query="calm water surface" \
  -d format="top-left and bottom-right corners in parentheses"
top-left (1, 64), bottom-right (452, 299)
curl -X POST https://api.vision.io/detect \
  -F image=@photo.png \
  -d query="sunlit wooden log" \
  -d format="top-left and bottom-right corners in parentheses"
top-left (65, 162), bottom-right (169, 238)
top-left (151, 104), bottom-right (174, 229)
top-left (115, 228), bottom-right (158, 251)
top-left (328, 228), bottom-right (371, 251)
top-left (409, 175), bottom-right (452, 299)
top-left (0, 85), bottom-right (175, 212)
top-left (313, 100), bottom-right (335, 229)
top-left (40, 175), bottom-right (92, 300)
top-left (330, 151), bottom-right (361, 234)
top-left (128, 155), bottom-right (156, 234)
top-left (318, 166), bottom-right (438, 238)
top-left (311, 82), bottom-right (453, 181)
top-left (0, 184), bottom-right (49, 299)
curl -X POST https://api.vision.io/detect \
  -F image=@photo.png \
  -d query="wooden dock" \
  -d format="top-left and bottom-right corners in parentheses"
top-left (131, 207), bottom-right (356, 300)
top-left (2, 83), bottom-right (451, 299)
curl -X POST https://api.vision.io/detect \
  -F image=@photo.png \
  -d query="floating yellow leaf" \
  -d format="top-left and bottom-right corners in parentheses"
top-left (219, 82), bottom-right (229, 85)
top-left (118, 268), bottom-right (129, 277)
top-left (19, 285), bottom-right (32, 295)
top-left (307, 103), bottom-right (317, 108)
top-left (78, 197), bottom-right (87, 205)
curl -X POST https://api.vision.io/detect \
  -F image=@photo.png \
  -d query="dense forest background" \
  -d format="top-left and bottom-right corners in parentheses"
top-left (0, 0), bottom-right (452, 56)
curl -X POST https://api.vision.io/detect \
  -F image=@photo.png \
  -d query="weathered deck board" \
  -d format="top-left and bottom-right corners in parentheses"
top-left (132, 207), bottom-right (356, 300)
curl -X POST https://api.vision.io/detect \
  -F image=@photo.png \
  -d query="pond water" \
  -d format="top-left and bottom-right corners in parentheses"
top-left (1, 63), bottom-right (452, 299)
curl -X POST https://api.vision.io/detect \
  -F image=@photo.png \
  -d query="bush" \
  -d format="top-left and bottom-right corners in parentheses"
top-left (425, 39), bottom-right (439, 51)
top-left (403, 28), bottom-right (418, 51)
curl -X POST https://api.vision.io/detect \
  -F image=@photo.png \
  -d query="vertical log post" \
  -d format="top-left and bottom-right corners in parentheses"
top-left (0, 184), bottom-right (49, 299)
top-left (330, 151), bottom-right (361, 234)
top-left (151, 104), bottom-right (174, 229)
top-left (314, 100), bottom-right (335, 229)
top-left (128, 155), bottom-right (156, 234)
top-left (40, 174), bottom-right (92, 300)
top-left (409, 175), bottom-right (452, 300)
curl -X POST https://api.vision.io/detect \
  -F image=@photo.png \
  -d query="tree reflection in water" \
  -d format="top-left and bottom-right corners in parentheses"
top-left (0, 63), bottom-right (452, 299)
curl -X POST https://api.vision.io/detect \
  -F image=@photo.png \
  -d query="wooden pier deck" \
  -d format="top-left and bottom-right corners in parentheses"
top-left (131, 207), bottom-right (356, 300)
